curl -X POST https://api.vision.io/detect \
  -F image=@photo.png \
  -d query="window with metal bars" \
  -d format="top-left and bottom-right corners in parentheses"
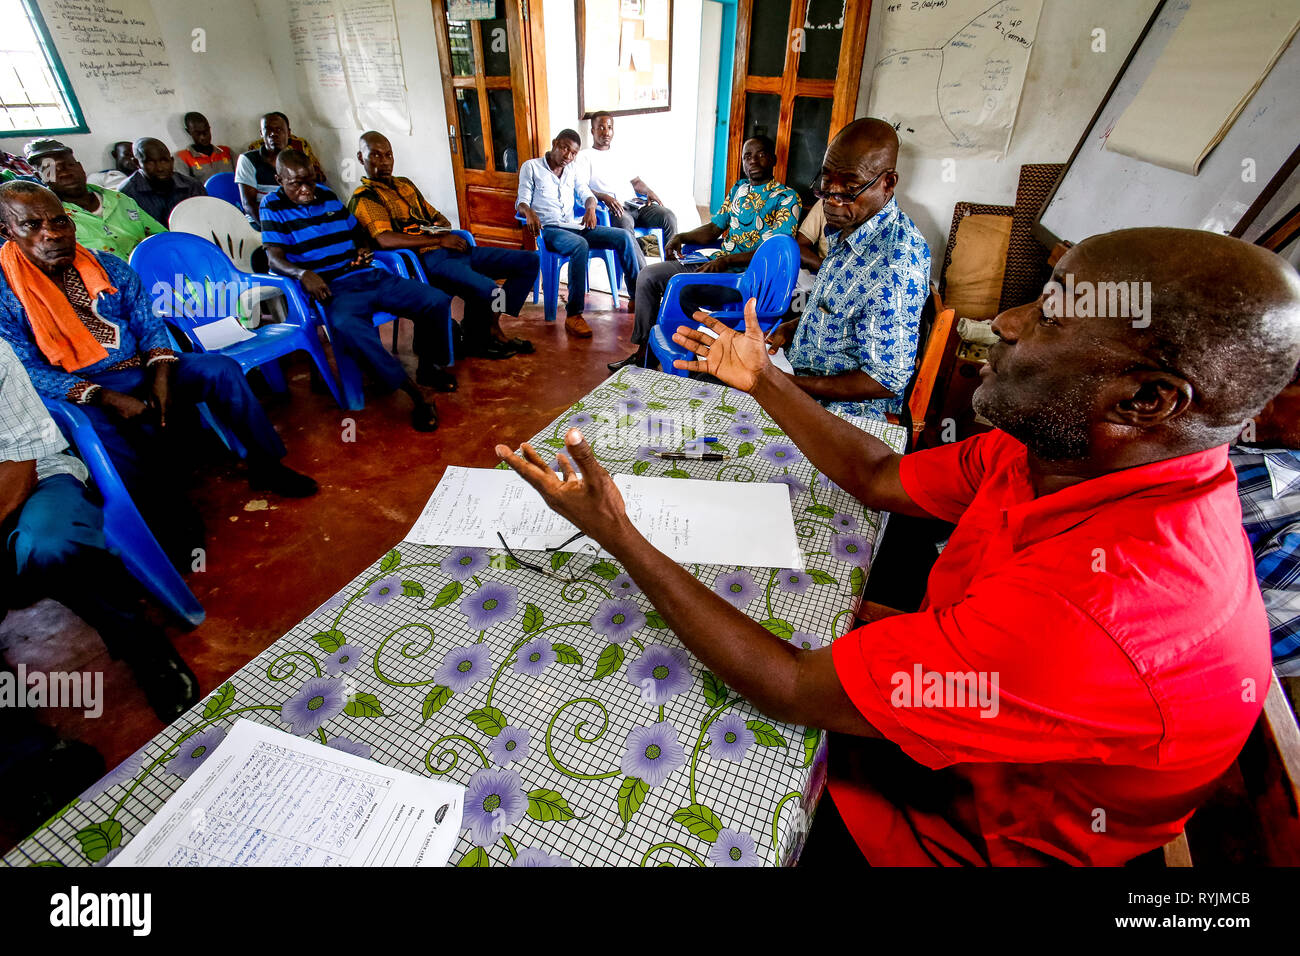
top-left (1, 0), bottom-right (87, 136)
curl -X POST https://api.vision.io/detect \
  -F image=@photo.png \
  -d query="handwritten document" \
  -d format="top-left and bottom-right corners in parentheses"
top-left (288, 0), bottom-right (411, 132)
top-left (42, 0), bottom-right (178, 106)
top-left (867, 0), bottom-right (1043, 160)
top-left (406, 466), bottom-right (805, 569)
top-left (112, 720), bottom-right (464, 867)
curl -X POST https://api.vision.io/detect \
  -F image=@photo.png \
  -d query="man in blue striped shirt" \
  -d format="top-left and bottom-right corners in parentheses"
top-left (260, 151), bottom-right (452, 431)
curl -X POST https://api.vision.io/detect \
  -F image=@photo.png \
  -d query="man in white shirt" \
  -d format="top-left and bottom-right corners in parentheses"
top-left (575, 112), bottom-right (678, 262)
top-left (516, 128), bottom-right (641, 338)
top-left (86, 141), bottom-right (137, 191)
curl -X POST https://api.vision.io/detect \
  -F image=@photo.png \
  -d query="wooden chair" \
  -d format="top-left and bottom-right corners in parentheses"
top-left (886, 288), bottom-right (957, 448)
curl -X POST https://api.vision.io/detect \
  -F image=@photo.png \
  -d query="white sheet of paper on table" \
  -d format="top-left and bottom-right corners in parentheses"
top-left (191, 316), bottom-right (256, 351)
top-left (405, 465), bottom-right (805, 569)
top-left (110, 719), bottom-right (464, 867)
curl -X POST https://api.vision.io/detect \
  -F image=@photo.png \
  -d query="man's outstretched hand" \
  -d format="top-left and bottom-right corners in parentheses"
top-left (671, 298), bottom-right (773, 393)
top-left (495, 428), bottom-right (631, 547)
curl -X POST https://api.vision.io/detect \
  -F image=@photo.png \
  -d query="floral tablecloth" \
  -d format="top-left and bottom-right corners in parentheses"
top-left (4, 368), bottom-right (907, 868)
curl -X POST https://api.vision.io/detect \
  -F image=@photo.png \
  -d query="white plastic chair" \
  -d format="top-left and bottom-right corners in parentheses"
top-left (168, 196), bottom-right (284, 327)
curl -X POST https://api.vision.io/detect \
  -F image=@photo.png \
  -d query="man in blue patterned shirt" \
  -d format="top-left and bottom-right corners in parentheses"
top-left (1231, 372), bottom-right (1300, 677)
top-left (774, 120), bottom-right (930, 421)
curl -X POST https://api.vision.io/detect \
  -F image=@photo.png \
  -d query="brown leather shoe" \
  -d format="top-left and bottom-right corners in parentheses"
top-left (565, 314), bottom-right (593, 337)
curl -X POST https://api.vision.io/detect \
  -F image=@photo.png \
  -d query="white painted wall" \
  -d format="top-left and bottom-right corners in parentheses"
top-left (693, 1), bottom-right (722, 208)
top-left (855, 0), bottom-right (1162, 275)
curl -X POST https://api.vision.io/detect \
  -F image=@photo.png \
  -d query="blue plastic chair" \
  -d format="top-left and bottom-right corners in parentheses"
top-left (517, 202), bottom-right (620, 323)
top-left (204, 172), bottom-right (242, 208)
top-left (648, 234), bottom-right (799, 375)
top-left (41, 399), bottom-right (205, 628)
top-left (129, 232), bottom-right (352, 410)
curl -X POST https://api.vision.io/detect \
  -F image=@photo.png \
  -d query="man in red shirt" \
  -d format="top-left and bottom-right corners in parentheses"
top-left (497, 228), bottom-right (1300, 865)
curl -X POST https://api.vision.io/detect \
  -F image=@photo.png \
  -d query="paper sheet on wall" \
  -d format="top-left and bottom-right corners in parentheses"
top-left (1105, 0), bottom-right (1300, 175)
top-left (111, 720), bottom-right (464, 867)
top-left (286, 0), bottom-right (411, 133)
top-left (866, 0), bottom-right (1044, 160)
top-left (41, 0), bottom-right (179, 108)
top-left (406, 466), bottom-right (805, 570)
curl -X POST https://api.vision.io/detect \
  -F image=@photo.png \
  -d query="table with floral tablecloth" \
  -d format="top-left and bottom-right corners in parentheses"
top-left (4, 368), bottom-right (907, 868)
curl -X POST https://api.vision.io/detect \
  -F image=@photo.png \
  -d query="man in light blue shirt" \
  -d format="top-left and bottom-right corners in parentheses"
top-left (516, 129), bottom-right (640, 338)
top-left (776, 119), bottom-right (931, 421)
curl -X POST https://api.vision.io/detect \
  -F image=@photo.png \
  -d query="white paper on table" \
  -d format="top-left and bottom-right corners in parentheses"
top-left (769, 347), bottom-right (794, 374)
top-left (192, 316), bottom-right (256, 351)
top-left (111, 719), bottom-right (464, 867)
top-left (406, 466), bottom-right (804, 569)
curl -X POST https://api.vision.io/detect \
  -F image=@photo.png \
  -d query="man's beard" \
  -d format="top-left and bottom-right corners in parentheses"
top-left (972, 372), bottom-right (1101, 462)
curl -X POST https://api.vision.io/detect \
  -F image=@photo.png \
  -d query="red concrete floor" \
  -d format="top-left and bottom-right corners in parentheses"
top-left (0, 291), bottom-right (638, 852)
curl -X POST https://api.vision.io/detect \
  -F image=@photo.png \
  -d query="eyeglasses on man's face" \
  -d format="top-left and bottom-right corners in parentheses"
top-left (812, 167), bottom-right (894, 206)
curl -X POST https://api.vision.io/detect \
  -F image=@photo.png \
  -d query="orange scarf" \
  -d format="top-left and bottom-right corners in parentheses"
top-left (0, 241), bottom-right (115, 371)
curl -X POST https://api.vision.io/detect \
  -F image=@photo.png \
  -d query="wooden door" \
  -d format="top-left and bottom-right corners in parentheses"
top-left (431, 0), bottom-right (547, 246)
top-left (727, 0), bottom-right (871, 206)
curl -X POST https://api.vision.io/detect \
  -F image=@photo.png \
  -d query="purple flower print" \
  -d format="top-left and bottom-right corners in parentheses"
top-left (617, 397), bottom-right (646, 415)
top-left (312, 590), bottom-right (349, 617)
top-left (512, 848), bottom-right (573, 867)
top-left (610, 573), bottom-right (641, 596)
top-left (488, 726), bottom-right (531, 767)
top-left (568, 411), bottom-right (595, 429)
top-left (830, 512), bottom-right (859, 533)
top-left (462, 767), bottom-right (528, 845)
top-left (165, 726), bottom-right (228, 779)
top-left (326, 737), bottom-right (372, 759)
top-left (708, 828), bottom-right (760, 866)
top-left (708, 714), bottom-right (755, 763)
top-left (729, 421), bottom-right (762, 441)
top-left (459, 581), bottom-right (519, 631)
top-left (620, 721), bottom-right (687, 787)
top-left (80, 742), bottom-right (149, 801)
top-left (434, 643), bottom-right (492, 693)
top-left (626, 645), bottom-right (693, 706)
top-left (444, 547), bottom-right (489, 582)
top-left (789, 632), bottom-right (824, 651)
top-left (767, 474), bottom-right (808, 501)
top-left (514, 637), bottom-right (556, 677)
top-left (280, 677), bottom-right (347, 736)
top-left (591, 598), bottom-right (646, 644)
top-left (831, 534), bottom-right (870, 566)
top-left (757, 442), bottom-right (803, 467)
top-left (324, 643), bottom-right (361, 675)
top-left (713, 569), bottom-right (758, 609)
top-left (365, 576), bottom-right (402, 605)
top-left (776, 569), bottom-right (811, 595)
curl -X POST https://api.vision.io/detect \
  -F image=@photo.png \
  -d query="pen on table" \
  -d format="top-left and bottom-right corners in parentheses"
top-left (653, 451), bottom-right (729, 461)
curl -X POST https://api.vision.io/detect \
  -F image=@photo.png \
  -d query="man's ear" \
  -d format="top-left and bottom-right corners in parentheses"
top-left (1107, 369), bottom-right (1194, 428)
top-left (0, 220), bottom-right (11, 242)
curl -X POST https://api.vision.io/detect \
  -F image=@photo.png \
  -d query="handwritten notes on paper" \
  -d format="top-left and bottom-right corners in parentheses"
top-left (867, 0), bottom-right (1044, 160)
top-left (41, 0), bottom-right (177, 106)
top-left (287, 0), bottom-right (411, 133)
top-left (112, 720), bottom-right (464, 867)
top-left (406, 466), bottom-right (805, 570)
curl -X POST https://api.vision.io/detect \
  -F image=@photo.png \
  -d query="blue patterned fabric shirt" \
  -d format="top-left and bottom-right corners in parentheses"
top-left (786, 198), bottom-right (930, 420)
top-left (0, 250), bottom-right (175, 405)
top-left (1230, 445), bottom-right (1300, 674)
top-left (710, 178), bottom-right (800, 255)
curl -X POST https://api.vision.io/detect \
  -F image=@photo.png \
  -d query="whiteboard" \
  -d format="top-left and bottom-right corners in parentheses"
top-left (1037, 0), bottom-right (1300, 245)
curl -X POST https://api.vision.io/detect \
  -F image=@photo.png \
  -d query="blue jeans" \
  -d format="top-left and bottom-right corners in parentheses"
top-left (324, 268), bottom-right (452, 390)
top-left (541, 225), bottom-right (640, 317)
top-left (419, 246), bottom-right (539, 331)
top-left (5, 474), bottom-right (153, 658)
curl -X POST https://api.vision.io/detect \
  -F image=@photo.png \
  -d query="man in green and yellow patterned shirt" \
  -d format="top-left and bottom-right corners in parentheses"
top-left (615, 136), bottom-right (799, 371)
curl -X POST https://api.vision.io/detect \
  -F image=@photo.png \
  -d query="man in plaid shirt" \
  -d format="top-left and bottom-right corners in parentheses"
top-left (0, 337), bottom-right (197, 720)
top-left (1233, 371), bottom-right (1300, 676)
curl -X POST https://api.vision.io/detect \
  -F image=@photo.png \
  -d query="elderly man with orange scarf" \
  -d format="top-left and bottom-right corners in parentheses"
top-left (0, 181), bottom-right (317, 562)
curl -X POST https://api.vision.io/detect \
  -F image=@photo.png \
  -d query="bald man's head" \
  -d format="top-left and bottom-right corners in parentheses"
top-left (973, 227), bottom-right (1300, 464)
top-left (818, 117), bottom-right (900, 232)
top-left (358, 131), bottom-right (395, 181)
top-left (275, 149), bottom-right (318, 205)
